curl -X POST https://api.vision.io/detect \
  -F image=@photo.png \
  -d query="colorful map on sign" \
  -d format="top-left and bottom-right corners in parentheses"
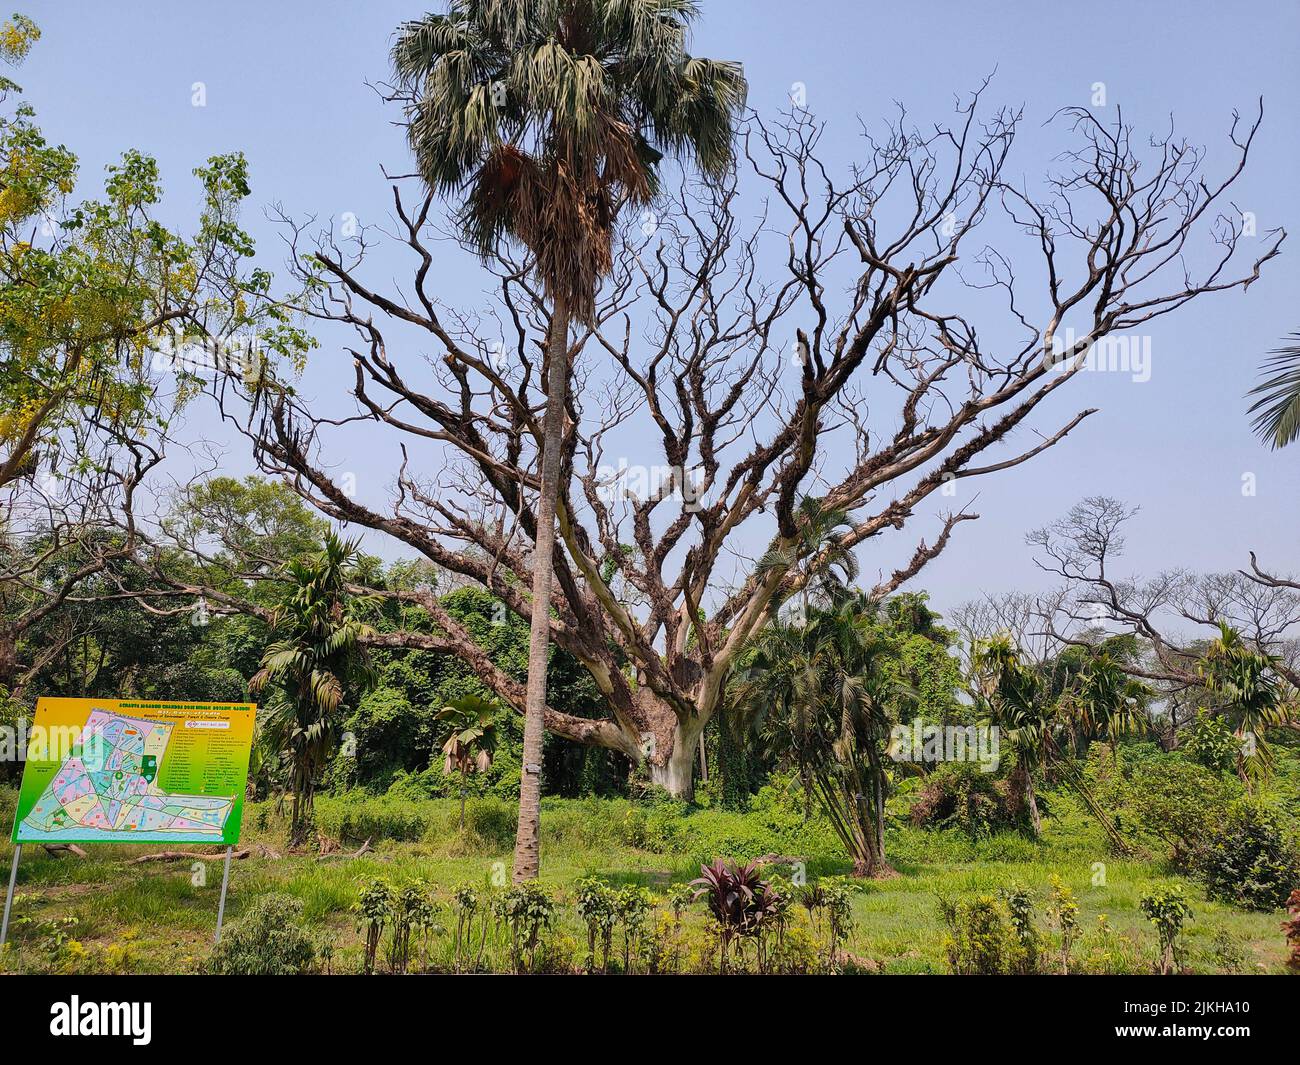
top-left (11, 698), bottom-right (257, 845)
top-left (21, 709), bottom-right (234, 836)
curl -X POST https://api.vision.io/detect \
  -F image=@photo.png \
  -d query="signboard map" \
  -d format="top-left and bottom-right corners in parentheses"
top-left (11, 698), bottom-right (257, 846)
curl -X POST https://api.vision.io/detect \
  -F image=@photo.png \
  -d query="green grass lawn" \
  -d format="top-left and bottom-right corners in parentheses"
top-left (0, 788), bottom-right (1289, 975)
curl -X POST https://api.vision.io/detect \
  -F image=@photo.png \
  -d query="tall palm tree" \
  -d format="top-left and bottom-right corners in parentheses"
top-left (250, 534), bottom-right (377, 846)
top-left (435, 694), bottom-right (501, 828)
top-left (1248, 333), bottom-right (1300, 448)
top-left (392, 0), bottom-right (746, 881)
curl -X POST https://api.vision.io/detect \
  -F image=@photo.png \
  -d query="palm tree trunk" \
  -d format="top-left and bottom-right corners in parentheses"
top-left (1024, 769), bottom-right (1042, 837)
top-left (459, 769), bottom-right (467, 831)
top-left (512, 296), bottom-right (569, 883)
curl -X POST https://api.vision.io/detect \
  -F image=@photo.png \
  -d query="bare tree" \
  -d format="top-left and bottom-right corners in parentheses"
top-left (1027, 496), bottom-right (1300, 713)
top-left (193, 89), bottom-right (1279, 798)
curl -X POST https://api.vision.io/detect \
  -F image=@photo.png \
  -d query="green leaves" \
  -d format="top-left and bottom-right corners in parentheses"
top-left (1247, 332), bottom-right (1300, 449)
top-left (391, 0), bottom-right (747, 319)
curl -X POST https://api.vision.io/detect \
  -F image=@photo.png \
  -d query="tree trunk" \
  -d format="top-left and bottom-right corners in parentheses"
top-left (1025, 770), bottom-right (1042, 837)
top-left (646, 714), bottom-right (706, 800)
top-left (512, 297), bottom-right (569, 883)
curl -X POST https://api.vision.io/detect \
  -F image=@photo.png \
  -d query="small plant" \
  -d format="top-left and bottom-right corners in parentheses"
top-left (1140, 885), bottom-right (1193, 975)
top-left (356, 878), bottom-right (394, 975)
top-left (797, 877), bottom-right (854, 971)
top-left (207, 893), bottom-right (318, 975)
top-left (1046, 876), bottom-right (1080, 974)
top-left (493, 881), bottom-right (556, 973)
top-left (614, 885), bottom-right (654, 974)
top-left (574, 877), bottom-right (618, 973)
top-left (938, 894), bottom-right (1016, 975)
top-left (690, 859), bottom-right (784, 973)
top-left (387, 881), bottom-right (438, 974)
top-left (998, 884), bottom-right (1042, 974)
top-left (450, 884), bottom-right (490, 973)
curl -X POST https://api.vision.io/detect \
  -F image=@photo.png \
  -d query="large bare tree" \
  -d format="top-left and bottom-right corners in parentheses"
top-left (201, 89), bottom-right (1280, 798)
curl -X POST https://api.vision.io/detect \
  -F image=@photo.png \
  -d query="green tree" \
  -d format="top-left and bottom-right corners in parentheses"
top-left (250, 534), bottom-right (378, 845)
top-left (391, 0), bottom-right (746, 881)
top-left (1063, 649), bottom-right (1152, 755)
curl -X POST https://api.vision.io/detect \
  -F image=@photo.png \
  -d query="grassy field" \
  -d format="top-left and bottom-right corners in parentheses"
top-left (0, 785), bottom-right (1290, 975)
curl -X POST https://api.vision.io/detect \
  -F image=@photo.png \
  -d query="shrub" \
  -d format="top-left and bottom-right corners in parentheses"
top-left (450, 884), bottom-right (490, 973)
top-left (206, 893), bottom-right (318, 975)
top-left (1140, 885), bottom-right (1193, 975)
top-left (1046, 876), bottom-right (1080, 974)
top-left (1182, 709), bottom-right (1239, 775)
top-left (574, 877), bottom-right (618, 972)
top-left (909, 761), bottom-right (1014, 837)
top-left (355, 879), bottom-right (394, 975)
top-left (690, 859), bottom-right (786, 973)
top-left (1196, 798), bottom-right (1300, 911)
top-left (1118, 756), bottom-right (1239, 868)
top-left (938, 894), bottom-right (1023, 975)
top-left (998, 884), bottom-right (1043, 974)
top-left (493, 881), bottom-right (556, 973)
top-left (614, 885), bottom-right (655, 974)
top-left (796, 876), bottom-right (854, 971)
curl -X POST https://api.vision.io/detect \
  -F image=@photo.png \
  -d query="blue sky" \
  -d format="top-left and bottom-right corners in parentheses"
top-left (20, 0), bottom-right (1300, 615)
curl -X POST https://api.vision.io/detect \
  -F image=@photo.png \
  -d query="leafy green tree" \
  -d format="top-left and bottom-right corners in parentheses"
top-left (1063, 649), bottom-right (1152, 755)
top-left (391, 0), bottom-right (747, 882)
top-left (250, 534), bottom-right (378, 844)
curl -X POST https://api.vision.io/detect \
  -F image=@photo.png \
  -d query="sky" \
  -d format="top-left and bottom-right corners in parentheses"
top-left (18, 0), bottom-right (1300, 617)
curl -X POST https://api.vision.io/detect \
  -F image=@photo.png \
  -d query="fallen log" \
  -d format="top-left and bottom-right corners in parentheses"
top-left (129, 849), bottom-right (250, 864)
top-left (316, 837), bottom-right (372, 862)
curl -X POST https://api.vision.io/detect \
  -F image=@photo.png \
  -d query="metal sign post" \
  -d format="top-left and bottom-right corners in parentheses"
top-left (1, 844), bottom-right (21, 949)
top-left (214, 845), bottom-right (234, 943)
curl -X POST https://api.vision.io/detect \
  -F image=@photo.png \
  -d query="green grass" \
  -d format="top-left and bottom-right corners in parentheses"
top-left (0, 789), bottom-right (1290, 975)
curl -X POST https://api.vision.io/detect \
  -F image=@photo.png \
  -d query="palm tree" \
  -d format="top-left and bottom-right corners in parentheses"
top-left (249, 534), bottom-right (377, 846)
top-left (1065, 649), bottom-right (1152, 756)
top-left (733, 595), bottom-right (911, 877)
top-left (392, 0), bottom-right (746, 882)
top-left (756, 496), bottom-right (860, 623)
top-left (1248, 333), bottom-right (1300, 448)
top-left (969, 636), bottom-right (1052, 837)
top-left (1198, 621), bottom-right (1289, 786)
top-left (435, 694), bottom-right (501, 828)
